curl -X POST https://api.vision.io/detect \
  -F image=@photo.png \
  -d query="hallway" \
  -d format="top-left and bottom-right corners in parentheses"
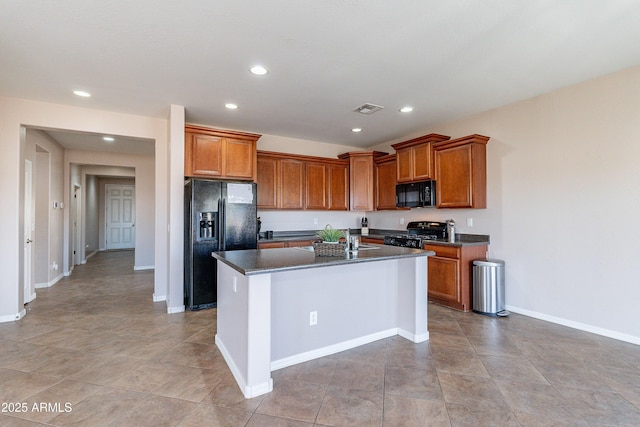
top-left (2, 251), bottom-right (640, 426)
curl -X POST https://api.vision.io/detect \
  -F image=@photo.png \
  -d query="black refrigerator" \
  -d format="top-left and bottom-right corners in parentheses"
top-left (184, 178), bottom-right (257, 310)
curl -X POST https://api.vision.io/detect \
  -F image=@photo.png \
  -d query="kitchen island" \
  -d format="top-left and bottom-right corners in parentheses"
top-left (212, 244), bottom-right (434, 398)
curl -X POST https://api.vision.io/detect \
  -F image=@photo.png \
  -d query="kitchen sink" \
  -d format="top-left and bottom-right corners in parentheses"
top-left (294, 244), bottom-right (380, 253)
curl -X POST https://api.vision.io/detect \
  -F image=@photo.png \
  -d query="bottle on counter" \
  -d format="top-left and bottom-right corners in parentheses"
top-left (447, 219), bottom-right (456, 243)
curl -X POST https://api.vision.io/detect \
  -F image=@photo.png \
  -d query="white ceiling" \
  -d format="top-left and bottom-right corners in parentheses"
top-left (41, 129), bottom-right (155, 156)
top-left (3, 1), bottom-right (640, 150)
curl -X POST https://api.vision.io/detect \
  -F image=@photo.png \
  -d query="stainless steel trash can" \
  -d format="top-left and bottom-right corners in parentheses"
top-left (472, 259), bottom-right (509, 317)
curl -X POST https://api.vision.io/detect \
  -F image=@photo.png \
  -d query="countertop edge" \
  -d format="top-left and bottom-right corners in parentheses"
top-left (212, 248), bottom-right (434, 276)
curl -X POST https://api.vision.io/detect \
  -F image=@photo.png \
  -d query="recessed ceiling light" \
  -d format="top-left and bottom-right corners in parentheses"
top-left (351, 128), bottom-right (362, 133)
top-left (250, 65), bottom-right (268, 75)
top-left (399, 106), bottom-right (413, 113)
top-left (225, 103), bottom-right (239, 110)
top-left (102, 136), bottom-right (115, 142)
top-left (73, 90), bottom-right (91, 98)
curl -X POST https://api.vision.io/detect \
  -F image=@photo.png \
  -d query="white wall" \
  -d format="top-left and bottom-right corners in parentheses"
top-left (0, 96), bottom-right (169, 321)
top-left (84, 175), bottom-right (99, 255)
top-left (25, 130), bottom-right (65, 289)
top-left (369, 65), bottom-right (640, 343)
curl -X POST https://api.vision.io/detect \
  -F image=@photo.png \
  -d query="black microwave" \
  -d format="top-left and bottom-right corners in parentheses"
top-left (396, 181), bottom-right (436, 208)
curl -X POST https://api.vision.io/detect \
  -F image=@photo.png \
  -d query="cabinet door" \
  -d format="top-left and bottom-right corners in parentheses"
top-left (225, 138), bottom-right (255, 179)
top-left (412, 144), bottom-right (432, 180)
top-left (396, 148), bottom-right (413, 183)
top-left (191, 134), bottom-right (223, 177)
top-left (427, 256), bottom-right (460, 304)
top-left (375, 159), bottom-right (397, 210)
top-left (280, 159), bottom-right (305, 209)
top-left (328, 163), bottom-right (349, 210)
top-left (349, 155), bottom-right (374, 211)
top-left (435, 144), bottom-right (473, 208)
top-left (305, 162), bottom-right (329, 210)
top-left (257, 156), bottom-right (278, 209)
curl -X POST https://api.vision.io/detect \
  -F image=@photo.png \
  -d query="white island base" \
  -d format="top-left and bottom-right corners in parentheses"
top-left (214, 250), bottom-right (429, 399)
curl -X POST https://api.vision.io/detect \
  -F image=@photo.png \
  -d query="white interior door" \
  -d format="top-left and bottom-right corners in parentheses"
top-left (105, 185), bottom-right (135, 250)
top-left (24, 159), bottom-right (34, 303)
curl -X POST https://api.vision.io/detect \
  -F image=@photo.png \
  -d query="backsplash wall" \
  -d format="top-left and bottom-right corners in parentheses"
top-left (257, 210), bottom-right (365, 232)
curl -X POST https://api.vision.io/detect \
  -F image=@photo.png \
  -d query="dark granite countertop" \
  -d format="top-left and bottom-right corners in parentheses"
top-left (421, 234), bottom-right (490, 248)
top-left (258, 229), bottom-right (489, 247)
top-left (212, 244), bottom-right (434, 276)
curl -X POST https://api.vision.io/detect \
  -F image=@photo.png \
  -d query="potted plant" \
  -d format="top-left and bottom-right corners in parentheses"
top-left (314, 225), bottom-right (346, 256)
top-left (316, 224), bottom-right (343, 242)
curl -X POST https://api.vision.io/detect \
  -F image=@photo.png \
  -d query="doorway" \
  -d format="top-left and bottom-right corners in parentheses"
top-left (105, 184), bottom-right (136, 250)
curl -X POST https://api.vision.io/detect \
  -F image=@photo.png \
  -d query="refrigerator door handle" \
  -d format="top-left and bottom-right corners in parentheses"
top-left (219, 198), bottom-right (226, 251)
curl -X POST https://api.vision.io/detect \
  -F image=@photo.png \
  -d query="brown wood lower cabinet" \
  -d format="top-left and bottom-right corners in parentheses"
top-left (423, 243), bottom-right (487, 311)
top-left (258, 239), bottom-right (315, 249)
top-left (360, 237), bottom-right (384, 244)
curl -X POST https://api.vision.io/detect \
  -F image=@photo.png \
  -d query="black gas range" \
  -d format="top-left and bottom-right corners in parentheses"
top-left (383, 221), bottom-right (449, 248)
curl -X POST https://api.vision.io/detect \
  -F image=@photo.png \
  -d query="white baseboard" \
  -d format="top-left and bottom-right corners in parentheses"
top-left (506, 305), bottom-right (640, 345)
top-left (167, 305), bottom-right (185, 314)
top-left (86, 250), bottom-right (99, 260)
top-left (134, 265), bottom-right (154, 271)
top-left (398, 328), bottom-right (430, 343)
top-left (35, 273), bottom-right (64, 289)
top-left (153, 294), bottom-right (166, 302)
top-left (216, 334), bottom-right (273, 398)
top-left (0, 309), bottom-right (26, 323)
top-left (271, 328), bottom-right (398, 371)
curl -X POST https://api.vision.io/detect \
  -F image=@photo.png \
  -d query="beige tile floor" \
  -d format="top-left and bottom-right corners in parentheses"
top-left (1, 250), bottom-right (640, 426)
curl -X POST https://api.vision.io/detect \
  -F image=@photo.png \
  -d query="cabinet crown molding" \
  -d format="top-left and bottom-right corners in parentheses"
top-left (257, 150), bottom-right (349, 165)
top-left (337, 150), bottom-right (388, 159)
top-left (391, 133), bottom-right (450, 150)
top-left (185, 124), bottom-right (261, 141)
top-left (433, 134), bottom-right (490, 150)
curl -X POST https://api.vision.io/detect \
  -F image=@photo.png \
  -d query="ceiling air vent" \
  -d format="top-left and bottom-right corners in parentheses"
top-left (353, 103), bottom-right (384, 115)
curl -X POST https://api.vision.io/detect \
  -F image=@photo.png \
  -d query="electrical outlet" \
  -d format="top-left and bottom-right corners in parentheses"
top-left (233, 276), bottom-right (237, 293)
top-left (309, 311), bottom-right (318, 326)
top-left (313, 218), bottom-right (318, 225)
top-left (467, 217), bottom-right (473, 227)
top-left (400, 217), bottom-right (405, 225)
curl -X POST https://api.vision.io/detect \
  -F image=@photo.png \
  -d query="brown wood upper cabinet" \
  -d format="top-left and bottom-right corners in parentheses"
top-left (338, 151), bottom-right (387, 212)
top-left (374, 154), bottom-right (401, 210)
top-left (185, 125), bottom-right (260, 181)
top-left (257, 153), bottom-right (305, 209)
top-left (305, 161), bottom-right (349, 210)
top-left (434, 134), bottom-right (489, 209)
top-left (391, 134), bottom-right (450, 183)
top-left (257, 151), bottom-right (348, 210)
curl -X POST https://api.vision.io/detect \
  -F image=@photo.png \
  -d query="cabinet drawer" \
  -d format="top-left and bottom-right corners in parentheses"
top-left (258, 241), bottom-right (286, 249)
top-left (361, 237), bottom-right (384, 244)
top-left (423, 244), bottom-right (459, 259)
top-left (286, 239), bottom-right (316, 247)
